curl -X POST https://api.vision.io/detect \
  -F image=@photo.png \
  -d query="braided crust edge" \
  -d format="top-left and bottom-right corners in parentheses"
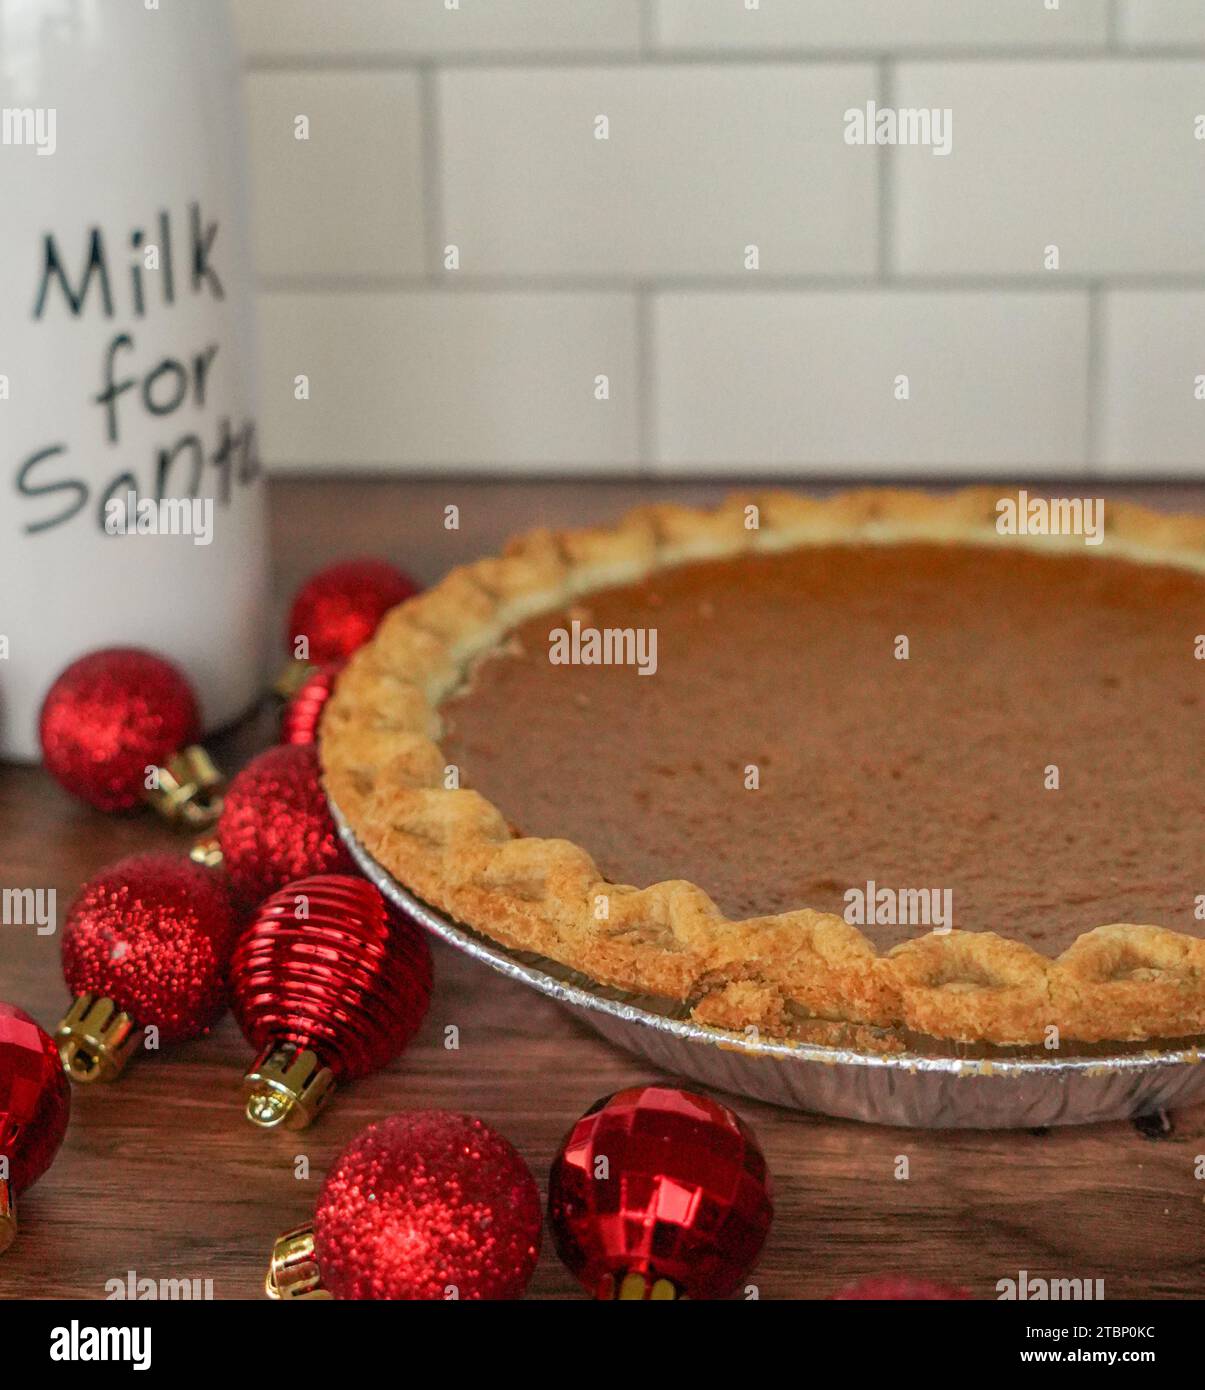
top-left (321, 487), bottom-right (1205, 1047)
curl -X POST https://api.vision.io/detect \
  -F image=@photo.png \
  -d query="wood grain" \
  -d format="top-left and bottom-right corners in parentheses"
top-left (2, 478), bottom-right (1204, 1301)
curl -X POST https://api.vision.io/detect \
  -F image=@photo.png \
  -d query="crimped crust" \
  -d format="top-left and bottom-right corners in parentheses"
top-left (321, 488), bottom-right (1205, 1048)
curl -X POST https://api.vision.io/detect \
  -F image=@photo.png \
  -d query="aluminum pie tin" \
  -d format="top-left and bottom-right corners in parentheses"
top-left (335, 810), bottom-right (1205, 1130)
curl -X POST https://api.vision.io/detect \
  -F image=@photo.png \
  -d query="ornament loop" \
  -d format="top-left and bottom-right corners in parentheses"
top-left (144, 745), bottom-right (225, 830)
top-left (244, 1046), bottom-right (334, 1131)
top-left (265, 1224), bottom-right (331, 1299)
top-left (55, 995), bottom-right (139, 1084)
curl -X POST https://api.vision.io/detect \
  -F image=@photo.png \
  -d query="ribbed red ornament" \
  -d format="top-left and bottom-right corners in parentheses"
top-left (38, 648), bottom-right (200, 811)
top-left (285, 559), bottom-right (419, 666)
top-left (57, 854), bottom-right (239, 1082)
top-left (230, 875), bottom-right (432, 1129)
top-left (548, 1085), bottom-right (773, 1300)
top-left (280, 662), bottom-right (344, 746)
top-left (0, 1002), bottom-right (71, 1252)
top-left (216, 744), bottom-right (353, 906)
top-left (288, 1112), bottom-right (542, 1300)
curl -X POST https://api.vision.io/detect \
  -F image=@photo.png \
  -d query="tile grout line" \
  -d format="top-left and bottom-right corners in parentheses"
top-left (1084, 282), bottom-right (1105, 477)
top-left (635, 285), bottom-right (656, 476)
top-left (636, 0), bottom-right (656, 60)
top-left (417, 63), bottom-right (445, 281)
top-left (257, 273), bottom-right (1205, 294)
top-left (876, 57), bottom-right (894, 282)
top-left (242, 46), bottom-right (1205, 72)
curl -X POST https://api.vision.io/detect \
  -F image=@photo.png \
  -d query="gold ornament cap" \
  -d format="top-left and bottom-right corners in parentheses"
top-left (144, 745), bottom-right (225, 830)
top-left (244, 1045), bottom-right (334, 1130)
top-left (0, 1177), bottom-right (16, 1256)
top-left (55, 995), bottom-right (139, 1083)
top-left (604, 1271), bottom-right (682, 1300)
top-left (265, 1223), bottom-right (331, 1299)
top-left (274, 660), bottom-right (316, 701)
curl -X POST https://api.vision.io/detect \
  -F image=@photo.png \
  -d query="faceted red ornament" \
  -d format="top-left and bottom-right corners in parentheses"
top-left (58, 854), bottom-right (239, 1081)
top-left (216, 744), bottom-right (353, 906)
top-left (39, 648), bottom-right (200, 811)
top-left (307, 1112), bottom-right (542, 1299)
top-left (230, 875), bottom-right (433, 1129)
top-left (285, 559), bottom-right (419, 666)
top-left (548, 1084), bottom-right (773, 1300)
top-left (280, 662), bottom-right (344, 746)
top-left (0, 1002), bottom-right (72, 1253)
top-left (832, 1277), bottom-right (971, 1300)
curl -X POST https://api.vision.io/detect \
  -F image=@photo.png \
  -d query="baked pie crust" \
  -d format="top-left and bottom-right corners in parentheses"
top-left (321, 488), bottom-right (1205, 1050)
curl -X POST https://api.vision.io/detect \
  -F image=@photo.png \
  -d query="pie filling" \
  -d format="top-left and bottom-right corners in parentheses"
top-left (439, 543), bottom-right (1204, 956)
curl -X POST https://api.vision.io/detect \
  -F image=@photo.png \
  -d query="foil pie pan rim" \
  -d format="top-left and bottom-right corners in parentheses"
top-left (335, 808), bottom-right (1204, 1081)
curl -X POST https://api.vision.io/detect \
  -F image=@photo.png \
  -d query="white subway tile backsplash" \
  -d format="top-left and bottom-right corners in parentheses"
top-left (652, 291), bottom-right (1090, 472)
top-left (246, 73), bottom-right (426, 278)
top-left (258, 291), bottom-right (639, 470)
top-left (233, 0), bottom-right (643, 59)
top-left (892, 61), bottom-right (1205, 278)
top-left (1118, 2), bottom-right (1205, 47)
top-left (438, 65), bottom-right (879, 277)
top-left (654, 0), bottom-right (1110, 52)
top-left (233, 4), bottom-right (1205, 480)
top-left (1101, 290), bottom-right (1205, 475)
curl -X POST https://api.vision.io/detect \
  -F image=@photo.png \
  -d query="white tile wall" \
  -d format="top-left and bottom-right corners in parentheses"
top-left (654, 0), bottom-right (1111, 52)
top-left (438, 65), bottom-right (879, 277)
top-left (246, 73), bottom-right (426, 277)
top-left (653, 291), bottom-right (1090, 473)
top-left (258, 291), bottom-right (639, 470)
top-left (1118, 1), bottom-right (1205, 47)
top-left (232, 0), bottom-right (644, 59)
top-left (1101, 290), bottom-right (1205, 475)
top-left (237, 2), bottom-right (1205, 479)
top-left (891, 61), bottom-right (1205, 277)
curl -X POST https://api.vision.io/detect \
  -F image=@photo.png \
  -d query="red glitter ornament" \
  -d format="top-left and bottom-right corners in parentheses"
top-left (216, 744), bottom-right (353, 906)
top-left (0, 1003), bottom-right (71, 1254)
top-left (266, 1112), bottom-right (541, 1300)
top-left (230, 875), bottom-right (432, 1130)
top-left (280, 662), bottom-right (344, 746)
top-left (832, 1277), bottom-right (971, 1300)
top-left (39, 648), bottom-right (203, 814)
top-left (57, 854), bottom-right (239, 1083)
top-left (548, 1084), bottom-right (773, 1300)
top-left (285, 558), bottom-right (418, 666)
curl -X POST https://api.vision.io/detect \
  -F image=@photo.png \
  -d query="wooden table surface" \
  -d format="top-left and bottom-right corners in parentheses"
top-left (2, 477), bottom-right (1204, 1302)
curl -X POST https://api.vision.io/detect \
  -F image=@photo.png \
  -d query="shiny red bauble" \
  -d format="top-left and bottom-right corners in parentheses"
top-left (548, 1084), bottom-right (773, 1300)
top-left (279, 662), bottom-right (343, 746)
top-left (832, 1277), bottom-right (971, 1300)
top-left (285, 559), bottom-right (418, 666)
top-left (39, 649), bottom-right (200, 811)
top-left (311, 1112), bottom-right (542, 1299)
top-left (0, 1002), bottom-right (72, 1253)
top-left (58, 854), bottom-right (239, 1080)
top-left (230, 875), bottom-right (432, 1129)
top-left (216, 744), bottom-right (353, 906)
